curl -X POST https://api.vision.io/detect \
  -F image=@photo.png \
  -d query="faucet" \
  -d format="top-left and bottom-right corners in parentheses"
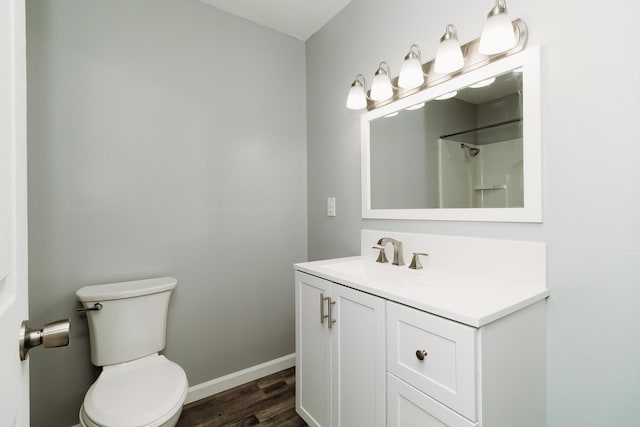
top-left (376, 237), bottom-right (404, 266)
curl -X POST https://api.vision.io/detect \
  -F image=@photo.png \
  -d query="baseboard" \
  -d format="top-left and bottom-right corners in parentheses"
top-left (184, 353), bottom-right (296, 404)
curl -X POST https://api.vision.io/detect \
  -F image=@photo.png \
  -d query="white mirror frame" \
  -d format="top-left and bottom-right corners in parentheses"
top-left (361, 47), bottom-right (541, 222)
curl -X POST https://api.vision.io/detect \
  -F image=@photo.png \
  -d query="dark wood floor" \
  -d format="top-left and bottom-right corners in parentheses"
top-left (176, 367), bottom-right (308, 427)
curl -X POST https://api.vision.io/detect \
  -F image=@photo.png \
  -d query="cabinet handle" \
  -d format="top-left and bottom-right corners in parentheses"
top-left (415, 349), bottom-right (428, 361)
top-left (327, 298), bottom-right (336, 329)
top-left (320, 293), bottom-right (329, 324)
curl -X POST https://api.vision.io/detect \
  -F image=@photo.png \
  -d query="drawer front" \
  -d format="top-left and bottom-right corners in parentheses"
top-left (387, 302), bottom-right (477, 421)
top-left (387, 374), bottom-right (477, 427)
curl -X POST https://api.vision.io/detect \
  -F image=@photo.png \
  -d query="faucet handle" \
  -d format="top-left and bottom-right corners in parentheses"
top-left (372, 246), bottom-right (389, 263)
top-left (408, 253), bottom-right (429, 270)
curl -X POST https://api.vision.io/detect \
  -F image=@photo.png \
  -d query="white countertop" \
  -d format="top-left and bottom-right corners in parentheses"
top-left (295, 256), bottom-right (549, 328)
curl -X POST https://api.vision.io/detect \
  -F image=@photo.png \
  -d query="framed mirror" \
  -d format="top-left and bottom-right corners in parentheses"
top-left (361, 47), bottom-right (541, 222)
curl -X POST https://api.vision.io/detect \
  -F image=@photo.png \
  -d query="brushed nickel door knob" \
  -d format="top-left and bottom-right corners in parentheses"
top-left (19, 319), bottom-right (70, 361)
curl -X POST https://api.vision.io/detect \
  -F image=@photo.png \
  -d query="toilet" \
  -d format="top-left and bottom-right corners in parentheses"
top-left (76, 277), bottom-right (188, 427)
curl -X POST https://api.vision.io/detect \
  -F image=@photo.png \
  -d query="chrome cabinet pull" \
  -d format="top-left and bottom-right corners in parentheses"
top-left (416, 349), bottom-right (428, 360)
top-left (327, 298), bottom-right (336, 329)
top-left (320, 293), bottom-right (329, 324)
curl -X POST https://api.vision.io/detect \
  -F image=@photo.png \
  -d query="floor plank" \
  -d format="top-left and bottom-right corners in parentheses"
top-left (176, 367), bottom-right (307, 427)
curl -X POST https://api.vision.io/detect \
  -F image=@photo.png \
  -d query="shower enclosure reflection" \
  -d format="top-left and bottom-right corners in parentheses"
top-left (369, 69), bottom-right (523, 210)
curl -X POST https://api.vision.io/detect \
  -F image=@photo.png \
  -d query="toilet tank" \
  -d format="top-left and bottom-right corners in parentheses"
top-left (76, 277), bottom-right (177, 366)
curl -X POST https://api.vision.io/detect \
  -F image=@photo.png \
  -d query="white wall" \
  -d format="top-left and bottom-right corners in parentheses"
top-left (26, 1), bottom-right (307, 425)
top-left (306, 0), bottom-right (640, 425)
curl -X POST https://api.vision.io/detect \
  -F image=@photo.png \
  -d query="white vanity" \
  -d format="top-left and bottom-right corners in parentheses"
top-left (294, 230), bottom-right (549, 427)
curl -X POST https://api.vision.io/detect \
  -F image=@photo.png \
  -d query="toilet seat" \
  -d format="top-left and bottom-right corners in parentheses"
top-left (81, 354), bottom-right (188, 427)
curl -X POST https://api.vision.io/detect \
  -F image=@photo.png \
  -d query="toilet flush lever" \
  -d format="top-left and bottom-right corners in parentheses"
top-left (76, 302), bottom-right (103, 313)
top-left (19, 319), bottom-right (70, 361)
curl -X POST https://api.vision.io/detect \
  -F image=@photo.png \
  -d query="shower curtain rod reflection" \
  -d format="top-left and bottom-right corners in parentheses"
top-left (439, 117), bottom-right (522, 139)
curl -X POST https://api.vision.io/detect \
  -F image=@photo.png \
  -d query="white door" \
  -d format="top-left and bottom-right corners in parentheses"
top-left (0, 0), bottom-right (29, 426)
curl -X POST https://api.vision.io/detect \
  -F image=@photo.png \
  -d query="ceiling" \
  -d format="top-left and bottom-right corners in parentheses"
top-left (199, 0), bottom-right (352, 41)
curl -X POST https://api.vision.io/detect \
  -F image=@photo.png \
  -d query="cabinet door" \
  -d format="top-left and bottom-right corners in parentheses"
top-left (295, 272), bottom-right (332, 427)
top-left (331, 284), bottom-right (386, 427)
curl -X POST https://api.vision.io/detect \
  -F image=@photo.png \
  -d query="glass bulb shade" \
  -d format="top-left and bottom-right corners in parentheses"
top-left (370, 73), bottom-right (393, 101)
top-left (346, 84), bottom-right (367, 110)
top-left (398, 57), bottom-right (424, 89)
top-left (434, 38), bottom-right (465, 74)
top-left (479, 12), bottom-right (516, 55)
top-left (384, 112), bottom-right (399, 118)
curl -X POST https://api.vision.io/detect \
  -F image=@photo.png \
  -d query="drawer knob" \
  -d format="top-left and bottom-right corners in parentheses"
top-left (415, 349), bottom-right (428, 361)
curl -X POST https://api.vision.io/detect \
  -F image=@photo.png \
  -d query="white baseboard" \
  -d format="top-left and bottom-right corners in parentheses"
top-left (184, 353), bottom-right (296, 404)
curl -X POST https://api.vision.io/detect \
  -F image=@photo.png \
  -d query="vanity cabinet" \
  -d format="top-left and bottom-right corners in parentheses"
top-left (295, 271), bottom-right (547, 427)
top-left (295, 271), bottom-right (386, 427)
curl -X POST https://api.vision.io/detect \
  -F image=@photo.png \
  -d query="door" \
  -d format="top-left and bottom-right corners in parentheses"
top-left (331, 284), bottom-right (386, 427)
top-left (0, 0), bottom-right (29, 425)
top-left (295, 272), bottom-right (332, 427)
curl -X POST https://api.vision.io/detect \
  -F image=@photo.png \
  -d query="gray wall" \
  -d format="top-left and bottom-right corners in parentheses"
top-left (26, 1), bottom-right (307, 426)
top-left (307, 0), bottom-right (640, 426)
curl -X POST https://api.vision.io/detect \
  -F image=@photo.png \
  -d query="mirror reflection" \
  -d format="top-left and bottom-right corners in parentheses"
top-left (369, 69), bottom-right (523, 209)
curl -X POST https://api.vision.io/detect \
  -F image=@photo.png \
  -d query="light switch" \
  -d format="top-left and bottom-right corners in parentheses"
top-left (327, 197), bottom-right (336, 217)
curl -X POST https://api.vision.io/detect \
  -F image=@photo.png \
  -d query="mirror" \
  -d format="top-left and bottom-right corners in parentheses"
top-left (361, 48), bottom-right (541, 222)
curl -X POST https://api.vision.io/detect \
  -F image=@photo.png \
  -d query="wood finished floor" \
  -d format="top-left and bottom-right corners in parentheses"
top-left (176, 367), bottom-right (308, 427)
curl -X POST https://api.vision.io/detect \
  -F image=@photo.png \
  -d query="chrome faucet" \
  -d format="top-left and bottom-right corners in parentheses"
top-left (377, 237), bottom-right (404, 266)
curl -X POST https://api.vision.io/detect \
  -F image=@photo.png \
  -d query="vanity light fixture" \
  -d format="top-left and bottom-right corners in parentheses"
top-left (398, 44), bottom-right (425, 89)
top-left (405, 102), bottom-right (426, 111)
top-left (370, 62), bottom-right (394, 101)
top-left (434, 25), bottom-right (465, 74)
top-left (345, 5), bottom-right (528, 112)
top-left (346, 74), bottom-right (368, 110)
top-left (434, 91), bottom-right (457, 100)
top-left (469, 77), bottom-right (496, 88)
top-left (479, 0), bottom-right (516, 55)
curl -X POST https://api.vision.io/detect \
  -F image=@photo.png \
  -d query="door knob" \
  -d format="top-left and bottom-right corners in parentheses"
top-left (19, 319), bottom-right (70, 361)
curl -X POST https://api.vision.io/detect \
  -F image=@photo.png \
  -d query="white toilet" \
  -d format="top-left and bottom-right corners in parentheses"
top-left (76, 277), bottom-right (188, 427)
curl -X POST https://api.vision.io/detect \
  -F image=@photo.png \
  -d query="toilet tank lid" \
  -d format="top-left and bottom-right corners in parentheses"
top-left (76, 277), bottom-right (177, 302)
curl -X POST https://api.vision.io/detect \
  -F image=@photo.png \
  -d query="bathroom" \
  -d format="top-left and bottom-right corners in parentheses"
top-left (2, 0), bottom-right (639, 425)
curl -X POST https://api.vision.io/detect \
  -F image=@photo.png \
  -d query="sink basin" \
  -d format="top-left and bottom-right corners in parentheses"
top-left (317, 258), bottom-right (444, 292)
top-left (323, 259), bottom-right (419, 283)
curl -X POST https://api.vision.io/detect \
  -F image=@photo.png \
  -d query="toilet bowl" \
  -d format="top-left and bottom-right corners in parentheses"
top-left (79, 354), bottom-right (188, 427)
top-left (77, 277), bottom-right (188, 427)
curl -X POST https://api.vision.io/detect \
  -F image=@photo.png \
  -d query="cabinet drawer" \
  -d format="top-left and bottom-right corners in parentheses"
top-left (387, 302), bottom-right (477, 421)
top-left (387, 374), bottom-right (477, 427)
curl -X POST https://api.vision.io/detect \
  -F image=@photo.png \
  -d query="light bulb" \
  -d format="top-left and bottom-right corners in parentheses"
top-left (434, 25), bottom-right (464, 74)
top-left (370, 62), bottom-right (393, 101)
top-left (398, 45), bottom-right (424, 89)
top-left (479, 0), bottom-right (516, 55)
